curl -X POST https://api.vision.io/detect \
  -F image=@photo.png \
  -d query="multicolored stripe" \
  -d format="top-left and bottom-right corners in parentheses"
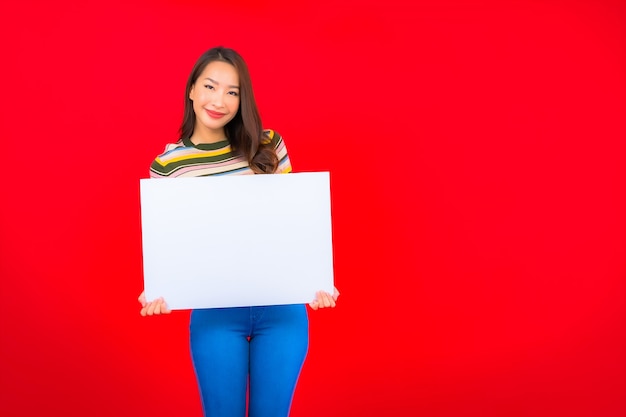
top-left (150, 129), bottom-right (292, 178)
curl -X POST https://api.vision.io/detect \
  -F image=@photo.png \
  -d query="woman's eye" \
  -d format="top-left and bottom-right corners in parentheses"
top-left (204, 84), bottom-right (214, 90)
top-left (228, 91), bottom-right (239, 96)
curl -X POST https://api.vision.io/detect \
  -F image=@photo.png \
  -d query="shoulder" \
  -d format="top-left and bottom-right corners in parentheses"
top-left (152, 140), bottom-right (186, 159)
top-left (262, 129), bottom-right (282, 146)
top-left (160, 140), bottom-right (187, 155)
top-left (149, 140), bottom-right (188, 178)
top-left (263, 129), bottom-right (292, 173)
top-left (262, 129), bottom-right (288, 153)
top-left (151, 140), bottom-right (188, 165)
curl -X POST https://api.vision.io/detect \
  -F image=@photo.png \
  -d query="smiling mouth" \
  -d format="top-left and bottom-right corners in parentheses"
top-left (206, 110), bottom-right (226, 119)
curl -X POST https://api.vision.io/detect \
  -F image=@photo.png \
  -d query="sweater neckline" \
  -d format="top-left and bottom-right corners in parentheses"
top-left (182, 137), bottom-right (230, 151)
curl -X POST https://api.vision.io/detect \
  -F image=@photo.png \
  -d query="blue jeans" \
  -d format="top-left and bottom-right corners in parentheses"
top-left (189, 304), bottom-right (309, 417)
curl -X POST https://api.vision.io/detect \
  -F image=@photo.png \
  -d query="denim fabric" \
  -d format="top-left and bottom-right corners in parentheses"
top-left (190, 304), bottom-right (309, 417)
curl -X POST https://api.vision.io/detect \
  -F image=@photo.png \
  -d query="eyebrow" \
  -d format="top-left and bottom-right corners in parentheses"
top-left (205, 77), bottom-right (240, 89)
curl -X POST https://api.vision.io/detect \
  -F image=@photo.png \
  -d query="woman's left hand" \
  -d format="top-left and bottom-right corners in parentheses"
top-left (309, 287), bottom-right (340, 310)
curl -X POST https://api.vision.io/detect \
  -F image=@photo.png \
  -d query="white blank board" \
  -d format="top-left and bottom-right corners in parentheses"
top-left (140, 172), bottom-right (334, 309)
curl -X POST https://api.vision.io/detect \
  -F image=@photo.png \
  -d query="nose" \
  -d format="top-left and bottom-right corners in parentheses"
top-left (211, 92), bottom-right (225, 109)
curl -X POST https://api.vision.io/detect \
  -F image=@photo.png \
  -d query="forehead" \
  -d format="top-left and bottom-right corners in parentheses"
top-left (199, 60), bottom-right (239, 84)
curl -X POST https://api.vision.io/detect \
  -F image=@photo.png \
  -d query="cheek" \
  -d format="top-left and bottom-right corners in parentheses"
top-left (193, 92), bottom-right (209, 108)
top-left (193, 90), bottom-right (206, 103)
top-left (229, 97), bottom-right (241, 113)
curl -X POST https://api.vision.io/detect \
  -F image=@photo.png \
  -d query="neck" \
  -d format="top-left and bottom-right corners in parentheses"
top-left (190, 124), bottom-right (226, 144)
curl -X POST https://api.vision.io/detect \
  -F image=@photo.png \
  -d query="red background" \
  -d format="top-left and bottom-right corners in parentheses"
top-left (1, 1), bottom-right (625, 416)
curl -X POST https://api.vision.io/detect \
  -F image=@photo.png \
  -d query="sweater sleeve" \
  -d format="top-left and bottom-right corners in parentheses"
top-left (264, 129), bottom-right (292, 174)
top-left (149, 142), bottom-right (184, 178)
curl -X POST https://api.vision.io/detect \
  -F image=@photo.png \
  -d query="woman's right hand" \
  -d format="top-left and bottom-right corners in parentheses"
top-left (138, 291), bottom-right (171, 316)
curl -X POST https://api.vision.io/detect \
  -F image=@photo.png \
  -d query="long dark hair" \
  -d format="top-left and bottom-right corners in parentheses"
top-left (179, 47), bottom-right (278, 174)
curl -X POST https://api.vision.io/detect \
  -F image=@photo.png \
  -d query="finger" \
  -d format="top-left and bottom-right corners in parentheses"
top-left (328, 293), bottom-right (336, 308)
top-left (309, 301), bottom-right (319, 310)
top-left (323, 291), bottom-right (336, 308)
top-left (157, 298), bottom-right (171, 314)
top-left (138, 292), bottom-right (146, 307)
top-left (322, 291), bottom-right (333, 308)
top-left (315, 291), bottom-right (326, 309)
top-left (315, 291), bottom-right (329, 309)
top-left (154, 298), bottom-right (163, 315)
top-left (317, 292), bottom-right (327, 308)
top-left (146, 300), bottom-right (158, 316)
top-left (322, 292), bottom-right (330, 307)
top-left (326, 294), bottom-right (336, 308)
top-left (141, 302), bottom-right (152, 316)
top-left (332, 287), bottom-right (340, 301)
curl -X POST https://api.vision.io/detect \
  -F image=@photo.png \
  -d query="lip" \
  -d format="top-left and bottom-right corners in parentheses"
top-left (206, 109), bottom-right (226, 119)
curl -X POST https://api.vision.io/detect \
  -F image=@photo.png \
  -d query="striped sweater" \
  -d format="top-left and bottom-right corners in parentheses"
top-left (150, 129), bottom-right (292, 178)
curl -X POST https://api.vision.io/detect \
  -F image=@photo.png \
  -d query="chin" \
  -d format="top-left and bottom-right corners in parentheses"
top-left (200, 118), bottom-right (228, 131)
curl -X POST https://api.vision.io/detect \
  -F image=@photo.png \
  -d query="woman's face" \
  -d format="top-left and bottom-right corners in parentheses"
top-left (189, 60), bottom-right (240, 137)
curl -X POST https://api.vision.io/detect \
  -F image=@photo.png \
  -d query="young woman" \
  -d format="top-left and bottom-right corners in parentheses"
top-left (137, 46), bottom-right (339, 417)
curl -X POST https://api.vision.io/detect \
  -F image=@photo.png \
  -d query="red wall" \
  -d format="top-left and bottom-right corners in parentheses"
top-left (1, 1), bottom-right (625, 416)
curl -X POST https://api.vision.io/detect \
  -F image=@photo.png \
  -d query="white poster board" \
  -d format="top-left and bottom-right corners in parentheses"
top-left (139, 172), bottom-right (334, 309)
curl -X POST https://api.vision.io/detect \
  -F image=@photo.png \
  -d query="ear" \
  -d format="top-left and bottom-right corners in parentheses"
top-left (189, 85), bottom-right (194, 101)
